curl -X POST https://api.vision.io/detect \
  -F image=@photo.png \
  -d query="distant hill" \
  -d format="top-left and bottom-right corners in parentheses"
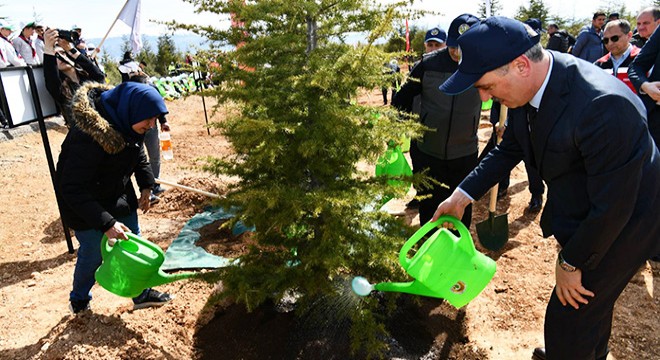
top-left (90, 32), bottom-right (374, 61)
top-left (88, 34), bottom-right (215, 61)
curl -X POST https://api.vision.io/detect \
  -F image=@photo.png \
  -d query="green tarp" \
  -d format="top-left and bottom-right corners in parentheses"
top-left (161, 207), bottom-right (252, 271)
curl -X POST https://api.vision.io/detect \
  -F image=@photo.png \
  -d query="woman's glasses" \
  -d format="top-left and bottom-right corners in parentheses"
top-left (602, 35), bottom-right (620, 45)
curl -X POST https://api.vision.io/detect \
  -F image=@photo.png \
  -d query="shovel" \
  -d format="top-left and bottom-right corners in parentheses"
top-left (155, 178), bottom-right (223, 199)
top-left (476, 104), bottom-right (509, 251)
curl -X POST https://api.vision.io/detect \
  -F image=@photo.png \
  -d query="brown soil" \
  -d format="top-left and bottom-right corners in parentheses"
top-left (0, 92), bottom-right (657, 360)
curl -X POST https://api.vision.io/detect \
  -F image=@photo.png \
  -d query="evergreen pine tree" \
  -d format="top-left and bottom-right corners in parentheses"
top-left (120, 36), bottom-right (159, 76)
top-left (175, 0), bottom-right (425, 355)
top-left (478, 0), bottom-right (503, 18)
top-left (99, 52), bottom-right (121, 84)
top-left (515, 0), bottom-right (551, 24)
top-left (155, 34), bottom-right (181, 75)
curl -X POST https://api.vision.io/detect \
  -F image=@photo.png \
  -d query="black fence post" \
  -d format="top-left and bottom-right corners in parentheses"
top-left (25, 66), bottom-right (74, 254)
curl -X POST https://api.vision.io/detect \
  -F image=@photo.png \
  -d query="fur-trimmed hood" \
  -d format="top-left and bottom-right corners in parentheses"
top-left (71, 82), bottom-right (126, 154)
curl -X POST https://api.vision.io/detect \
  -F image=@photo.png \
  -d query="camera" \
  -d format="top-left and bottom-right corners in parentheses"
top-left (57, 29), bottom-right (79, 43)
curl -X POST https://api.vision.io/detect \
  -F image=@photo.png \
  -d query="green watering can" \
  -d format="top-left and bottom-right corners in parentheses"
top-left (399, 136), bottom-right (411, 153)
top-left (375, 141), bottom-right (412, 203)
top-left (481, 98), bottom-right (493, 111)
top-left (95, 233), bottom-right (196, 298)
top-left (352, 216), bottom-right (496, 308)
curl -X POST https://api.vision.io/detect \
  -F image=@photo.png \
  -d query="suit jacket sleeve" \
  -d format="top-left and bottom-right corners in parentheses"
top-left (560, 95), bottom-right (649, 270)
top-left (459, 108), bottom-right (525, 199)
top-left (628, 27), bottom-right (660, 91)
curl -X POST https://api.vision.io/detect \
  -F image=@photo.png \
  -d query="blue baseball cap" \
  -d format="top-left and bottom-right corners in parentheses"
top-left (425, 27), bottom-right (447, 44)
top-left (524, 18), bottom-right (545, 33)
top-left (446, 13), bottom-right (481, 47)
top-left (440, 16), bottom-right (541, 95)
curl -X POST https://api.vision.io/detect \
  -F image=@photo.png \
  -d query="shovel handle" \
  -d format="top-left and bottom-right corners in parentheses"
top-left (487, 104), bottom-right (508, 212)
top-left (497, 105), bottom-right (508, 142)
top-left (156, 178), bottom-right (223, 199)
top-left (488, 184), bottom-right (499, 212)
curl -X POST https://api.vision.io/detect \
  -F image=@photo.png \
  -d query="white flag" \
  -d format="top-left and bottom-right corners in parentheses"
top-left (117, 0), bottom-right (142, 54)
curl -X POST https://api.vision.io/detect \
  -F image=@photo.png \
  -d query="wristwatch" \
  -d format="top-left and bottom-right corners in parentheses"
top-left (558, 253), bottom-right (577, 272)
top-left (67, 48), bottom-right (78, 55)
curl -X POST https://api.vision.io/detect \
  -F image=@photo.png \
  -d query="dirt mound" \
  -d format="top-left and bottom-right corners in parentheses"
top-left (154, 177), bottom-right (226, 214)
top-left (195, 219), bottom-right (251, 260)
top-left (195, 295), bottom-right (488, 360)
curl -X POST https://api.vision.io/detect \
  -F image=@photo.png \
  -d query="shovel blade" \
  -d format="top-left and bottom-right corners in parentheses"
top-left (476, 212), bottom-right (509, 251)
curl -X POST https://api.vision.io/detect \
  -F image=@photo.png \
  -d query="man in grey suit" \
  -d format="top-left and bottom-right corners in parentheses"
top-left (433, 17), bottom-right (660, 360)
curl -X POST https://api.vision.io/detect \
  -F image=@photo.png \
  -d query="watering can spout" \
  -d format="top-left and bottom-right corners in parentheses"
top-left (374, 281), bottom-right (437, 298)
top-left (148, 271), bottom-right (196, 288)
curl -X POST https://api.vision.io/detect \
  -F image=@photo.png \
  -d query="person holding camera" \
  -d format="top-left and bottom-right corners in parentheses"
top-left (43, 28), bottom-right (105, 126)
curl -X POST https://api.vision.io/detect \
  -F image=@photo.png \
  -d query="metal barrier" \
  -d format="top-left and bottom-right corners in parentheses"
top-left (0, 65), bottom-right (74, 253)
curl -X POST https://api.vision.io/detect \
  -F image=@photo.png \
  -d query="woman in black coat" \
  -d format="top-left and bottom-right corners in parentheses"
top-left (55, 81), bottom-right (172, 313)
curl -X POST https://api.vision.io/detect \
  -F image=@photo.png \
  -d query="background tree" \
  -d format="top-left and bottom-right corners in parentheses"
top-left (155, 33), bottom-right (181, 76)
top-left (409, 27), bottom-right (427, 56)
top-left (515, 0), bottom-right (553, 46)
top-left (99, 53), bottom-right (121, 84)
top-left (138, 40), bottom-right (158, 76)
top-left (478, 0), bottom-right (503, 18)
top-left (383, 22), bottom-right (422, 54)
top-left (514, 0), bottom-right (550, 24)
top-left (170, 0), bottom-right (425, 356)
top-left (545, 15), bottom-right (588, 43)
top-left (600, 0), bottom-right (637, 26)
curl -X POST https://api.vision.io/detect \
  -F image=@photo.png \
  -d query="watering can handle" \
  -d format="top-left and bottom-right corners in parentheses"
top-left (101, 233), bottom-right (131, 261)
top-left (101, 232), bottom-right (160, 261)
top-left (398, 215), bottom-right (472, 268)
top-left (101, 235), bottom-right (110, 261)
top-left (122, 232), bottom-right (164, 255)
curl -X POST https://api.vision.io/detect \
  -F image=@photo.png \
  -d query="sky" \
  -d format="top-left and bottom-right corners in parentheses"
top-left (1, 0), bottom-right (655, 40)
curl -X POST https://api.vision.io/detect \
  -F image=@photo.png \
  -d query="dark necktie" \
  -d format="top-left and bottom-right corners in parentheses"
top-left (527, 103), bottom-right (538, 141)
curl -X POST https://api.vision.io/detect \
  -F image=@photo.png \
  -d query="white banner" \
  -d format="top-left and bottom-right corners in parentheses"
top-left (118, 0), bottom-right (142, 54)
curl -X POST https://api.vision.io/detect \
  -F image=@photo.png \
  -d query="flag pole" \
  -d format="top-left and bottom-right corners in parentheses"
top-left (92, 0), bottom-right (131, 59)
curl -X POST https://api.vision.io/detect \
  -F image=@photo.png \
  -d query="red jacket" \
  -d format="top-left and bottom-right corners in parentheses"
top-left (594, 45), bottom-right (641, 93)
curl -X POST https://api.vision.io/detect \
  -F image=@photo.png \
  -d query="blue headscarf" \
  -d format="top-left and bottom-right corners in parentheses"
top-left (99, 82), bottom-right (168, 141)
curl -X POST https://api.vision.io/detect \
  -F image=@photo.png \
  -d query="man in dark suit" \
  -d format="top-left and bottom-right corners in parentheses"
top-left (433, 17), bottom-right (660, 360)
top-left (628, 21), bottom-right (660, 146)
